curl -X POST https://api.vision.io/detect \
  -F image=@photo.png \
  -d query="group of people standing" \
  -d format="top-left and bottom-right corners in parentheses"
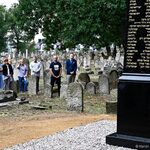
top-left (0, 53), bottom-right (77, 97)
top-left (49, 53), bottom-right (77, 97)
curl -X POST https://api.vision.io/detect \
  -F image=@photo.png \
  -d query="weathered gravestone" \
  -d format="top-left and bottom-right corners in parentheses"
top-left (106, 0), bottom-right (150, 149)
top-left (40, 61), bottom-right (45, 77)
top-left (60, 83), bottom-right (68, 99)
top-left (44, 83), bottom-right (52, 98)
top-left (106, 89), bottom-right (117, 114)
top-left (86, 82), bottom-right (96, 94)
top-left (78, 73), bottom-right (90, 84)
top-left (28, 75), bottom-right (37, 95)
top-left (99, 74), bottom-right (110, 95)
top-left (66, 82), bottom-right (83, 112)
top-left (109, 70), bottom-right (118, 90)
top-left (79, 81), bottom-right (86, 90)
top-left (44, 69), bottom-right (50, 88)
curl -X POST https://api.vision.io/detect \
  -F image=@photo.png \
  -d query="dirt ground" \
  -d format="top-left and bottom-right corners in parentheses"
top-left (0, 113), bottom-right (116, 149)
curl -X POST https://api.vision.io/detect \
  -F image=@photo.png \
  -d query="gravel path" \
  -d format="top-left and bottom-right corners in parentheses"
top-left (4, 120), bottom-right (134, 150)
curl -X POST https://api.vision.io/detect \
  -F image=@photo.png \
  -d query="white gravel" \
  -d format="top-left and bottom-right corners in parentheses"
top-left (4, 120), bottom-right (134, 150)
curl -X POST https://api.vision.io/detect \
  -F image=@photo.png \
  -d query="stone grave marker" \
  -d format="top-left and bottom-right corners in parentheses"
top-left (66, 82), bottom-right (83, 112)
top-left (99, 74), bottom-right (110, 95)
top-left (44, 83), bottom-right (52, 98)
top-left (109, 70), bottom-right (118, 90)
top-left (28, 75), bottom-right (37, 95)
top-left (60, 83), bottom-right (68, 99)
top-left (78, 73), bottom-right (90, 84)
top-left (43, 69), bottom-right (50, 88)
top-left (106, 89), bottom-right (117, 114)
top-left (86, 82), bottom-right (96, 94)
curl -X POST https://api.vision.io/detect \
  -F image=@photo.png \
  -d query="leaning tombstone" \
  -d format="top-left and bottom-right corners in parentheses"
top-left (86, 82), bottom-right (96, 94)
top-left (106, 1), bottom-right (150, 149)
top-left (66, 82), bottom-right (83, 112)
top-left (28, 75), bottom-right (37, 95)
top-left (99, 74), bottom-right (110, 95)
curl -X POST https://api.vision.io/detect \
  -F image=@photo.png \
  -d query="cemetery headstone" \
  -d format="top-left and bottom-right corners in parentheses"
top-left (28, 75), bottom-right (37, 95)
top-left (79, 81), bottom-right (86, 90)
top-left (43, 69), bottom-right (50, 88)
top-left (106, 89), bottom-right (117, 114)
top-left (109, 70), bottom-right (118, 90)
top-left (78, 73), bottom-right (90, 84)
top-left (99, 74), bottom-right (110, 95)
top-left (66, 82), bottom-right (83, 112)
top-left (60, 83), bottom-right (68, 99)
top-left (44, 83), bottom-right (52, 98)
top-left (86, 82), bottom-right (96, 94)
top-left (25, 49), bottom-right (28, 59)
top-left (106, 0), bottom-right (150, 149)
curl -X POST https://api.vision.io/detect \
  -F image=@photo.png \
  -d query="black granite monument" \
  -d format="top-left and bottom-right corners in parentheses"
top-left (106, 0), bottom-right (150, 149)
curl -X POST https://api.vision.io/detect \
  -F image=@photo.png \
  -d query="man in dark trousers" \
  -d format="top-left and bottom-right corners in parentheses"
top-left (66, 53), bottom-right (77, 85)
top-left (49, 55), bottom-right (62, 97)
top-left (2, 58), bottom-right (14, 90)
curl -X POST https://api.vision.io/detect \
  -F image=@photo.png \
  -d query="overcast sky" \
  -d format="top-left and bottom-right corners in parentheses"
top-left (0, 0), bottom-right (18, 8)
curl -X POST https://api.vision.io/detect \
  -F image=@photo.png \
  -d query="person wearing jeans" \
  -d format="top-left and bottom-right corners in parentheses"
top-left (17, 59), bottom-right (28, 92)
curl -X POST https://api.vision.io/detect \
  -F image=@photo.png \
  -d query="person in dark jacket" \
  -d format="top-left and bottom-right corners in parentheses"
top-left (49, 55), bottom-right (62, 97)
top-left (66, 53), bottom-right (77, 84)
top-left (2, 58), bottom-right (13, 90)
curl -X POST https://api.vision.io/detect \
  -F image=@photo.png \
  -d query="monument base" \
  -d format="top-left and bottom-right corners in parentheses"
top-left (106, 133), bottom-right (150, 149)
top-left (106, 74), bottom-right (150, 149)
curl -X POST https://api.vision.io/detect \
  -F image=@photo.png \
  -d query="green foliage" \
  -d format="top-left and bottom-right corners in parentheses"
top-left (18, 0), bottom-right (126, 50)
top-left (6, 4), bottom-right (32, 52)
top-left (0, 5), bottom-right (8, 52)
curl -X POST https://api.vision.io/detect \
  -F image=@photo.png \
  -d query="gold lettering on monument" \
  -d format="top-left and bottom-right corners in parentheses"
top-left (125, 0), bottom-right (150, 72)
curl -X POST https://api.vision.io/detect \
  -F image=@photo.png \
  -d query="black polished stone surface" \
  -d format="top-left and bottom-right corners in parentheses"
top-left (106, 133), bottom-right (150, 149)
top-left (106, 75), bottom-right (150, 149)
top-left (106, 0), bottom-right (150, 148)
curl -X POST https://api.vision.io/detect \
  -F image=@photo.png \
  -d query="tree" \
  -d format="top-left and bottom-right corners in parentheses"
top-left (56, 0), bottom-right (126, 48)
top-left (6, 4), bottom-right (33, 53)
top-left (0, 5), bottom-right (8, 52)
top-left (18, 0), bottom-right (126, 50)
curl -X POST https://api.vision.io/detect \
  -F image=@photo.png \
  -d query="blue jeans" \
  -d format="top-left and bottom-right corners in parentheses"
top-left (18, 77), bottom-right (28, 92)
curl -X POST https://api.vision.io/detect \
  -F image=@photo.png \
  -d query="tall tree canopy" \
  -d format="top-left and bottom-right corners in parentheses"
top-left (0, 5), bottom-right (8, 52)
top-left (6, 4), bottom-right (32, 52)
top-left (18, 0), bottom-right (126, 50)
